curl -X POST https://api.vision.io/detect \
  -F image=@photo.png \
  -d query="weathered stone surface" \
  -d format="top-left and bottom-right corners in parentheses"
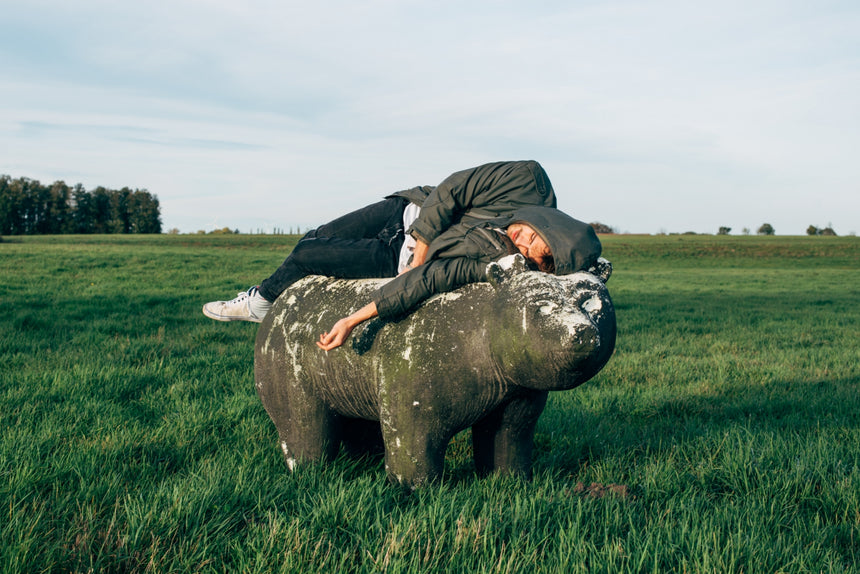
top-left (254, 255), bottom-right (616, 488)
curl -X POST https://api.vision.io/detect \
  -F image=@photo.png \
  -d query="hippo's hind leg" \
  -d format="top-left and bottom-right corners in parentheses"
top-left (472, 391), bottom-right (548, 478)
top-left (256, 346), bottom-right (344, 470)
top-left (275, 401), bottom-right (345, 471)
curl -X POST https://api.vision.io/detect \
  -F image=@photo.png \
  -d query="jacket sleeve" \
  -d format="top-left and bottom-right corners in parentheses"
top-left (408, 161), bottom-right (556, 245)
top-left (372, 258), bottom-right (488, 321)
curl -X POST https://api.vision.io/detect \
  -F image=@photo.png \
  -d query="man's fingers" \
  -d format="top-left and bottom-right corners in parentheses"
top-left (316, 329), bottom-right (344, 350)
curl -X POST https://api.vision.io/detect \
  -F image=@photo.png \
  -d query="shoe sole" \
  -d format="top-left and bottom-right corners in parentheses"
top-left (202, 305), bottom-right (263, 323)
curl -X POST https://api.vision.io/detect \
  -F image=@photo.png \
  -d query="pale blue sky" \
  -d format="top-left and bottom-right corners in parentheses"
top-left (2, 0), bottom-right (858, 235)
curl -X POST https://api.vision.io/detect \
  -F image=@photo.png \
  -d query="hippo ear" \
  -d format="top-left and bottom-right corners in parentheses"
top-left (487, 254), bottom-right (529, 287)
top-left (588, 257), bottom-right (613, 283)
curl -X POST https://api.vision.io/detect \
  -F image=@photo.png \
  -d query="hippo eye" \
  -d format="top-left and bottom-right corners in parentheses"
top-left (536, 301), bottom-right (558, 315)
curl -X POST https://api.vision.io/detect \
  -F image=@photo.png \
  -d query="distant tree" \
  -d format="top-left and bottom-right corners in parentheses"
top-left (70, 183), bottom-right (93, 233)
top-left (127, 189), bottom-right (162, 233)
top-left (820, 226), bottom-right (837, 236)
top-left (31, 180), bottom-right (53, 234)
top-left (0, 175), bottom-right (15, 234)
top-left (807, 225), bottom-right (819, 236)
top-left (6, 178), bottom-right (33, 234)
top-left (108, 187), bottom-right (132, 233)
top-left (47, 181), bottom-right (73, 234)
top-left (718, 226), bottom-right (731, 235)
top-left (90, 187), bottom-right (113, 234)
top-left (757, 223), bottom-right (775, 236)
top-left (0, 175), bottom-right (162, 235)
top-left (742, 227), bottom-right (750, 235)
top-left (589, 222), bottom-right (615, 234)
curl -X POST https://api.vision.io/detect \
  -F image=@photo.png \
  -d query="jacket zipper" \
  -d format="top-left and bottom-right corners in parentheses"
top-left (475, 227), bottom-right (505, 252)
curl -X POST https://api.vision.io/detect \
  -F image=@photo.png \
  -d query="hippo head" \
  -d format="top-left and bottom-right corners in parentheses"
top-left (484, 254), bottom-right (616, 391)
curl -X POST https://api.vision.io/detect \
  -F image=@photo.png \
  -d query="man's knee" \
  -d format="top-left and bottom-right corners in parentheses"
top-left (288, 238), bottom-right (325, 268)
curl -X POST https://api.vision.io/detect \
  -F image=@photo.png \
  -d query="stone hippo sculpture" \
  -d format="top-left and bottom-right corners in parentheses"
top-left (254, 254), bottom-right (616, 488)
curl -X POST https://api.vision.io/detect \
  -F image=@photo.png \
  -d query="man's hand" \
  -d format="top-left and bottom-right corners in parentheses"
top-left (398, 238), bottom-right (429, 275)
top-left (411, 239), bottom-right (429, 268)
top-left (317, 318), bottom-right (356, 351)
top-left (316, 302), bottom-right (379, 351)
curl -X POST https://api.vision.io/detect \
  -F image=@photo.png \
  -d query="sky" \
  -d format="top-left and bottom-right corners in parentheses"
top-left (2, 0), bottom-right (858, 235)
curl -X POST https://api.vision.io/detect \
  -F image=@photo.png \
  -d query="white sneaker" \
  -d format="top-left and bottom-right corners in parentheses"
top-left (203, 286), bottom-right (273, 323)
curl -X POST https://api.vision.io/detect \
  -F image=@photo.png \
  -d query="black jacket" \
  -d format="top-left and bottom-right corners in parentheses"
top-left (390, 160), bottom-right (556, 245)
top-left (372, 206), bottom-right (601, 321)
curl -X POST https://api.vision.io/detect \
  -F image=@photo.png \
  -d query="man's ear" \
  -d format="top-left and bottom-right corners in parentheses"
top-left (487, 254), bottom-right (529, 287)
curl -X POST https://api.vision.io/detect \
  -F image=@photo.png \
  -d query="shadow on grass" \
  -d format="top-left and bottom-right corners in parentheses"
top-left (533, 374), bottom-right (858, 477)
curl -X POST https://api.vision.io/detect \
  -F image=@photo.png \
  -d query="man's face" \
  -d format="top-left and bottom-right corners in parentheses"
top-left (507, 223), bottom-right (552, 270)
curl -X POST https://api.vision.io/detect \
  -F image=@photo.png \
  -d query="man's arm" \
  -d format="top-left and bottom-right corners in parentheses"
top-left (319, 253), bottom-right (498, 350)
top-left (374, 257), bottom-right (488, 321)
top-left (317, 301), bottom-right (378, 351)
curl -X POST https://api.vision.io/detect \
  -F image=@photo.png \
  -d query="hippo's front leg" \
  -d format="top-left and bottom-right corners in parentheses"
top-left (471, 391), bottom-right (549, 478)
top-left (379, 388), bottom-right (453, 488)
top-left (381, 428), bottom-right (451, 488)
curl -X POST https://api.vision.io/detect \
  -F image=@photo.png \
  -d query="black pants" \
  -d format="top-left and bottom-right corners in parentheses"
top-left (258, 197), bottom-right (408, 302)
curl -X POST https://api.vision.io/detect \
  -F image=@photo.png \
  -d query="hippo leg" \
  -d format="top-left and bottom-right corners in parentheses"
top-left (380, 411), bottom-right (452, 488)
top-left (471, 391), bottom-right (549, 478)
top-left (272, 393), bottom-right (344, 471)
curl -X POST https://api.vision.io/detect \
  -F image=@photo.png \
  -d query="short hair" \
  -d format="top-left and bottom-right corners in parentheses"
top-left (536, 255), bottom-right (555, 274)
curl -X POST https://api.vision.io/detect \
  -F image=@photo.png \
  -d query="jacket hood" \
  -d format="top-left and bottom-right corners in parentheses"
top-left (505, 206), bottom-right (602, 275)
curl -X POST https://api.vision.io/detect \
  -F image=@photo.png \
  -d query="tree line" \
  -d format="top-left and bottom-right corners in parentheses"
top-left (0, 175), bottom-right (162, 235)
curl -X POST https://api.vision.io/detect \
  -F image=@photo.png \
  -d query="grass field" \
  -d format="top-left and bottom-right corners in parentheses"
top-left (1, 234), bottom-right (858, 573)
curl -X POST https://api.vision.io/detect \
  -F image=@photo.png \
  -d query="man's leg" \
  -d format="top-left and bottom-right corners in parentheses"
top-left (257, 197), bottom-right (406, 302)
top-left (313, 197), bottom-right (407, 240)
top-left (203, 198), bottom-right (407, 322)
top-left (257, 234), bottom-right (402, 302)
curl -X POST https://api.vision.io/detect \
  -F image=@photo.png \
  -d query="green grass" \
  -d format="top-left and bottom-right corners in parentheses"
top-left (1, 234), bottom-right (858, 573)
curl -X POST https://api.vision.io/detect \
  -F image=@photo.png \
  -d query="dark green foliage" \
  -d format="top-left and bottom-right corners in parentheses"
top-left (589, 221), bottom-right (615, 234)
top-left (757, 222), bottom-right (775, 235)
top-left (0, 175), bottom-right (161, 235)
top-left (809, 224), bottom-right (839, 237)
